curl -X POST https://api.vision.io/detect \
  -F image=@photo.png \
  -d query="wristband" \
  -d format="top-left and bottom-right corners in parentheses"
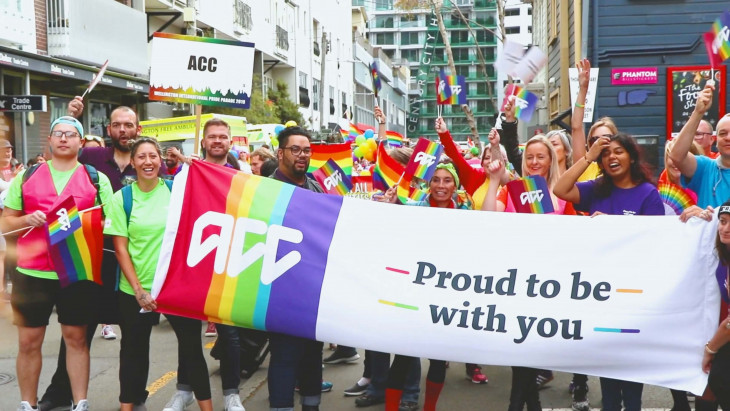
top-left (705, 343), bottom-right (717, 355)
top-left (575, 102), bottom-right (585, 108)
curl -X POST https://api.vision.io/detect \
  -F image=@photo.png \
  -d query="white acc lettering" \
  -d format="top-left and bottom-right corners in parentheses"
top-left (414, 151), bottom-right (437, 167)
top-left (187, 211), bottom-right (303, 284)
top-left (323, 171), bottom-right (343, 190)
top-left (519, 189), bottom-right (544, 205)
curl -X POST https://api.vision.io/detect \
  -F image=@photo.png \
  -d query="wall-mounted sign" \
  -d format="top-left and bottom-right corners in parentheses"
top-left (611, 67), bottom-right (658, 85)
top-left (0, 95), bottom-right (47, 112)
top-left (666, 66), bottom-right (726, 139)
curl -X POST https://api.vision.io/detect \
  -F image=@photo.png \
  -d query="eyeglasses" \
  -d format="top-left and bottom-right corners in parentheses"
top-left (588, 133), bottom-right (612, 146)
top-left (50, 130), bottom-right (81, 138)
top-left (695, 132), bottom-right (713, 138)
top-left (282, 145), bottom-right (312, 156)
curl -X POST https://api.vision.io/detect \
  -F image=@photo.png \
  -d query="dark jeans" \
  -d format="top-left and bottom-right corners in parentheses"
top-left (118, 292), bottom-right (211, 404)
top-left (368, 351), bottom-right (420, 402)
top-left (599, 377), bottom-right (643, 411)
top-left (508, 367), bottom-right (541, 411)
top-left (708, 343), bottom-right (730, 410)
top-left (215, 323), bottom-right (241, 394)
top-left (267, 332), bottom-right (323, 408)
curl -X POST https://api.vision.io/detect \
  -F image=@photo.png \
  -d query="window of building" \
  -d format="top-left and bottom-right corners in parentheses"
top-left (375, 16), bottom-right (394, 28)
top-left (528, 26), bottom-right (532, 34)
top-left (505, 26), bottom-right (520, 34)
top-left (401, 32), bottom-right (420, 45)
top-left (263, 75), bottom-right (274, 99)
top-left (505, 8), bottom-right (520, 16)
top-left (476, 31), bottom-right (494, 43)
top-left (401, 49), bottom-right (420, 63)
top-left (549, 0), bottom-right (558, 44)
top-left (299, 71), bottom-right (308, 88)
top-left (313, 79), bottom-right (320, 111)
top-left (549, 88), bottom-right (560, 118)
top-left (528, 7), bottom-right (533, 15)
top-left (456, 65), bottom-right (470, 77)
top-left (400, 14), bottom-right (419, 28)
top-left (233, 1), bottom-right (252, 31)
top-left (376, 32), bottom-right (395, 45)
top-left (479, 47), bottom-right (495, 60)
top-left (450, 30), bottom-right (469, 44)
top-left (384, 49), bottom-right (396, 59)
top-left (329, 86), bottom-right (335, 115)
top-left (453, 48), bottom-right (469, 61)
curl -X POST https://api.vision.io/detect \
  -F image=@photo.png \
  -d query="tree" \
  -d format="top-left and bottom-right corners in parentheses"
top-left (269, 81), bottom-right (305, 126)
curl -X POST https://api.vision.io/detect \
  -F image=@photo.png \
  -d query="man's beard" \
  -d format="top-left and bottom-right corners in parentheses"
top-left (112, 137), bottom-right (131, 152)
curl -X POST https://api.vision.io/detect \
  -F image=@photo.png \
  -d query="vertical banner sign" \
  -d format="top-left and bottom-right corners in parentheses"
top-left (149, 33), bottom-right (255, 109)
top-left (407, 8), bottom-right (441, 136)
top-left (153, 161), bottom-right (721, 394)
top-left (569, 68), bottom-right (599, 123)
top-left (666, 66), bottom-right (726, 139)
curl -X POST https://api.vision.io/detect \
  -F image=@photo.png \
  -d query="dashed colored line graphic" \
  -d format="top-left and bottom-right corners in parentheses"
top-left (378, 299), bottom-right (419, 311)
top-left (386, 267), bottom-right (410, 275)
top-left (616, 289), bottom-right (643, 294)
top-left (594, 328), bottom-right (640, 334)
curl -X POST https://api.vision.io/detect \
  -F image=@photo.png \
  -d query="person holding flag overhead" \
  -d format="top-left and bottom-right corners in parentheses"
top-left (1, 116), bottom-right (113, 411)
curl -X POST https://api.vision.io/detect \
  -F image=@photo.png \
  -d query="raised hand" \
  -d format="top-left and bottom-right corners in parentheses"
top-left (435, 117), bottom-right (448, 134)
top-left (577, 59), bottom-right (591, 91)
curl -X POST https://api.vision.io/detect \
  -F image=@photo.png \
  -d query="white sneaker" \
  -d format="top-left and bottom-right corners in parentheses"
top-left (72, 399), bottom-right (89, 411)
top-left (162, 390), bottom-right (194, 411)
top-left (224, 393), bottom-right (245, 411)
top-left (17, 401), bottom-right (36, 411)
top-left (101, 324), bottom-right (117, 340)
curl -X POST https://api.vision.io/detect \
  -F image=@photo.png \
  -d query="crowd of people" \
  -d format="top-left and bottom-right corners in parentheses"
top-left (1, 57), bottom-right (730, 411)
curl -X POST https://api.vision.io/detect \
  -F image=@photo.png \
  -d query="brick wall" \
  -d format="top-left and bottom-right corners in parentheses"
top-left (34, 0), bottom-right (47, 55)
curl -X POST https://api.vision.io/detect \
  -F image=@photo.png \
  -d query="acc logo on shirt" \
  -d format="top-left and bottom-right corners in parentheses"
top-left (520, 189), bottom-right (544, 205)
top-left (186, 211), bottom-right (303, 285)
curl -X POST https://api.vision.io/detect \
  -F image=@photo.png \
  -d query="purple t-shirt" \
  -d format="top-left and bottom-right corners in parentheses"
top-left (79, 146), bottom-right (168, 192)
top-left (575, 179), bottom-right (664, 216)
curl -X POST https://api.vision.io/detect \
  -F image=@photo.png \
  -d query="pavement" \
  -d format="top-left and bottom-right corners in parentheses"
top-left (0, 298), bottom-right (690, 410)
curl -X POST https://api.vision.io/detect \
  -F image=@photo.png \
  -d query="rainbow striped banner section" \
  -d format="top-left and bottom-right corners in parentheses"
top-left (312, 159), bottom-right (353, 196)
top-left (370, 61), bottom-right (382, 98)
top-left (710, 11), bottom-right (730, 62)
top-left (502, 84), bottom-right (539, 122)
top-left (505, 175), bottom-right (554, 214)
top-left (385, 130), bottom-right (404, 148)
top-left (436, 70), bottom-right (467, 105)
top-left (47, 195), bottom-right (82, 245)
top-left (308, 143), bottom-right (353, 176)
top-left (404, 138), bottom-right (443, 181)
top-left (47, 198), bottom-right (103, 288)
top-left (373, 142), bottom-right (405, 191)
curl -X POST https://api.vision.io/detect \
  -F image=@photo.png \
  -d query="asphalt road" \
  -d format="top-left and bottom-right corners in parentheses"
top-left (0, 299), bottom-right (685, 410)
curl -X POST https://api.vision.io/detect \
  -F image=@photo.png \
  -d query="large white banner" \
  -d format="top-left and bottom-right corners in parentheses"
top-left (154, 162), bottom-right (720, 394)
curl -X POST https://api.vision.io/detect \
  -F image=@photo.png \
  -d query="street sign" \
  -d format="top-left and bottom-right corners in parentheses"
top-left (0, 95), bottom-right (47, 112)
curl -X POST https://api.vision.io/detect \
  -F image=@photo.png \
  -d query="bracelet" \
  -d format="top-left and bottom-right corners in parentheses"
top-left (705, 343), bottom-right (717, 355)
top-left (575, 102), bottom-right (585, 108)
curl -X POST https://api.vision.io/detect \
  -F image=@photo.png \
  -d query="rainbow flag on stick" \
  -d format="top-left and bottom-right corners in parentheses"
top-left (506, 175), bottom-right (554, 214)
top-left (436, 70), bottom-right (467, 105)
top-left (308, 143), bottom-right (353, 176)
top-left (404, 138), bottom-right (444, 181)
top-left (347, 123), bottom-right (363, 143)
top-left (373, 142), bottom-right (405, 191)
top-left (47, 196), bottom-right (104, 288)
top-left (370, 61), bottom-right (382, 98)
top-left (312, 159), bottom-right (353, 196)
top-left (385, 130), bottom-right (404, 148)
top-left (502, 84), bottom-right (539, 122)
top-left (396, 178), bottom-right (429, 204)
top-left (708, 11), bottom-right (730, 64)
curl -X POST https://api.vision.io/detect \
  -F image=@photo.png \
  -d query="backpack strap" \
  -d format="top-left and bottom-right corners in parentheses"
top-left (82, 164), bottom-right (103, 211)
top-left (121, 184), bottom-right (133, 227)
top-left (19, 162), bottom-right (43, 210)
top-left (164, 179), bottom-right (173, 191)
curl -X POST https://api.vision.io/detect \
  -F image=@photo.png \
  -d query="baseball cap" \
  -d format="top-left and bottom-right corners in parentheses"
top-left (0, 140), bottom-right (12, 149)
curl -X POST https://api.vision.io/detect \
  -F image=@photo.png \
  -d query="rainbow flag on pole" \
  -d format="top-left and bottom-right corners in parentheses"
top-left (312, 159), bottom-right (353, 196)
top-left (47, 196), bottom-right (104, 288)
top-left (373, 142), bottom-right (405, 191)
top-left (385, 130), bottom-right (404, 148)
top-left (370, 61), bottom-right (382, 98)
top-left (436, 70), bottom-right (467, 105)
top-left (404, 138), bottom-right (444, 181)
top-left (308, 143), bottom-right (353, 176)
top-left (709, 11), bottom-right (730, 63)
top-left (396, 178), bottom-right (429, 204)
top-left (502, 84), bottom-right (539, 122)
top-left (505, 175), bottom-right (554, 214)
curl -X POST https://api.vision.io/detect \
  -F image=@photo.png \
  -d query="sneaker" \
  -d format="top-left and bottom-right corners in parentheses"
top-left (18, 402), bottom-right (37, 411)
top-left (344, 381), bottom-right (369, 396)
top-left (101, 324), bottom-right (117, 340)
top-left (321, 381), bottom-right (333, 392)
top-left (224, 393), bottom-right (245, 411)
top-left (71, 400), bottom-right (88, 411)
top-left (572, 384), bottom-right (589, 411)
top-left (323, 350), bottom-right (360, 364)
top-left (467, 367), bottom-right (488, 384)
top-left (163, 390), bottom-right (194, 411)
top-left (355, 395), bottom-right (384, 407)
top-left (571, 400), bottom-right (590, 411)
top-left (398, 401), bottom-right (419, 411)
top-left (687, 392), bottom-right (696, 402)
top-left (205, 322), bottom-right (217, 337)
top-left (536, 370), bottom-right (554, 389)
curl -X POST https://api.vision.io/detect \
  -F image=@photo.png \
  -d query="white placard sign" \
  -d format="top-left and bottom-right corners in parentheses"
top-left (569, 67), bottom-right (599, 123)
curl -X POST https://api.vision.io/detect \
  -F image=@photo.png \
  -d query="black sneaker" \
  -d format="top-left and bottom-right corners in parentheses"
top-left (344, 381), bottom-right (369, 396)
top-left (572, 385), bottom-right (590, 411)
top-left (38, 398), bottom-right (71, 411)
top-left (355, 395), bottom-right (384, 407)
top-left (399, 401), bottom-right (419, 411)
top-left (323, 350), bottom-right (360, 364)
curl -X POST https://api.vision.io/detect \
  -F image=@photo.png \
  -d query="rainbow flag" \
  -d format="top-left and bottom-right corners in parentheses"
top-left (373, 142), bottom-right (405, 191)
top-left (308, 143), bottom-right (353, 176)
top-left (312, 159), bottom-right (353, 196)
top-left (347, 123), bottom-right (363, 143)
top-left (710, 11), bottom-right (730, 63)
top-left (396, 178), bottom-right (429, 204)
top-left (47, 198), bottom-right (104, 288)
top-left (385, 130), bottom-right (404, 148)
top-left (370, 61), bottom-right (382, 98)
top-left (658, 182), bottom-right (695, 215)
top-left (404, 138), bottom-right (443, 181)
top-left (339, 128), bottom-right (350, 141)
top-left (505, 175), bottom-right (554, 214)
top-left (47, 196), bottom-right (82, 245)
top-left (502, 84), bottom-right (539, 122)
top-left (436, 70), bottom-right (467, 105)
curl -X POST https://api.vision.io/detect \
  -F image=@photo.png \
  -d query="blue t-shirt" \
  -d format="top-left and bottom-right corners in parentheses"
top-left (575, 179), bottom-right (664, 216)
top-left (680, 155), bottom-right (730, 208)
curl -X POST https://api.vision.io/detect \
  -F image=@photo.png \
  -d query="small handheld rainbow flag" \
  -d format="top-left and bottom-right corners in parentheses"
top-left (502, 84), bottom-right (539, 122)
top-left (657, 182), bottom-right (695, 215)
top-left (708, 11), bottom-right (730, 64)
top-left (370, 61), bottom-right (382, 98)
top-left (312, 159), bottom-right (353, 196)
top-left (505, 175), bottom-right (554, 214)
top-left (385, 130), bottom-right (404, 148)
top-left (47, 195), bottom-right (82, 245)
top-left (404, 138), bottom-right (444, 182)
top-left (436, 70), bottom-right (467, 105)
top-left (396, 178), bottom-right (428, 204)
top-left (339, 127), bottom-right (350, 141)
top-left (47, 197), bottom-right (104, 288)
top-left (373, 142), bottom-right (405, 191)
top-left (436, 69), bottom-right (453, 104)
top-left (308, 143), bottom-right (354, 176)
top-left (347, 123), bottom-right (363, 143)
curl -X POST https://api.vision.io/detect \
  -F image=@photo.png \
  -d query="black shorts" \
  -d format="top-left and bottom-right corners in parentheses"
top-left (11, 270), bottom-right (99, 327)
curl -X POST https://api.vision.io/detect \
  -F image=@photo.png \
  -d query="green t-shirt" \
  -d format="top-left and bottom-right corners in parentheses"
top-left (104, 179), bottom-right (170, 295)
top-left (5, 161), bottom-right (113, 280)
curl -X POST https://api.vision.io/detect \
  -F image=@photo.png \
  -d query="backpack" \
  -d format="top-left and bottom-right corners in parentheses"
top-left (120, 179), bottom-right (173, 225)
top-left (21, 162), bottom-right (103, 211)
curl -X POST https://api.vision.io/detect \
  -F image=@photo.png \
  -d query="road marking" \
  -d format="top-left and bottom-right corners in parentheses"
top-left (205, 340), bottom-right (215, 349)
top-left (146, 371), bottom-right (177, 396)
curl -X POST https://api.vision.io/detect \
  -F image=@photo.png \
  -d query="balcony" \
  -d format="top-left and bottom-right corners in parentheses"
top-left (1, 0), bottom-right (36, 51)
top-left (276, 25), bottom-right (289, 51)
top-left (47, 0), bottom-right (146, 75)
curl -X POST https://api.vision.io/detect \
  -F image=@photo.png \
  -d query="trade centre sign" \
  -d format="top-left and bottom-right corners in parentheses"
top-left (0, 95), bottom-right (47, 112)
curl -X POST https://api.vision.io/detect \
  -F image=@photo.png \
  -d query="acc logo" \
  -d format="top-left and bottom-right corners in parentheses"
top-left (187, 211), bottom-right (303, 285)
top-left (323, 171), bottom-right (343, 190)
top-left (519, 189), bottom-right (544, 205)
top-left (414, 151), bottom-right (436, 167)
